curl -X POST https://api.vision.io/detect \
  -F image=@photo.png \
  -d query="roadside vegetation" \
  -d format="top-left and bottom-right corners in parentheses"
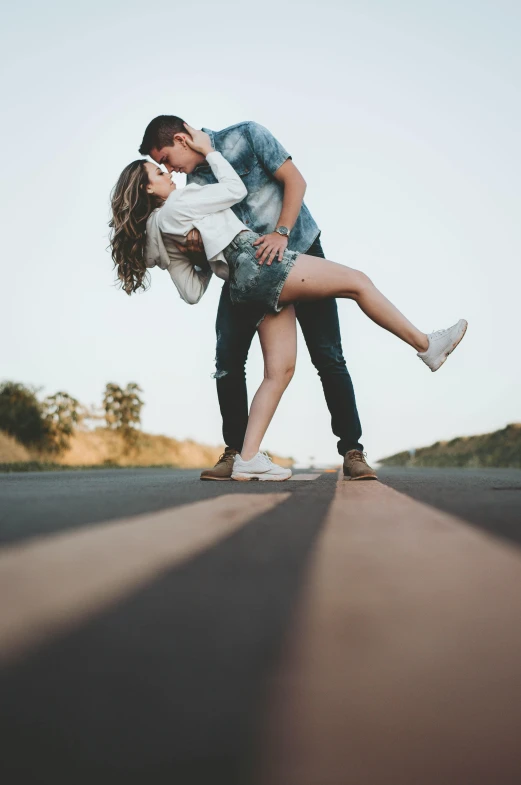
top-left (0, 381), bottom-right (293, 472)
top-left (379, 423), bottom-right (521, 469)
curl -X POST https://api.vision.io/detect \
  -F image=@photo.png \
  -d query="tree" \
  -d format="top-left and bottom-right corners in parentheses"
top-left (0, 381), bottom-right (82, 456)
top-left (0, 381), bottom-right (48, 449)
top-left (103, 383), bottom-right (144, 450)
top-left (41, 392), bottom-right (81, 454)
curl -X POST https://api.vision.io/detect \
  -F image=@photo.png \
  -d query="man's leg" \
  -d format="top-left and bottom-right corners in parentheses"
top-left (201, 283), bottom-right (259, 480)
top-left (215, 282), bottom-right (260, 451)
top-left (295, 234), bottom-right (364, 457)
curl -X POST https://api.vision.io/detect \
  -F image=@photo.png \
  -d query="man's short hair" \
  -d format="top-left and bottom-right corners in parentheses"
top-left (139, 115), bottom-right (187, 156)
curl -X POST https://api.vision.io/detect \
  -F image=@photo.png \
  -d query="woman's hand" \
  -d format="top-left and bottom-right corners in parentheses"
top-left (183, 123), bottom-right (214, 156)
top-left (252, 232), bottom-right (289, 265)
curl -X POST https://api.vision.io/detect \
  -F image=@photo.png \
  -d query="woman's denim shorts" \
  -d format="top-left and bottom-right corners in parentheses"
top-left (223, 230), bottom-right (300, 325)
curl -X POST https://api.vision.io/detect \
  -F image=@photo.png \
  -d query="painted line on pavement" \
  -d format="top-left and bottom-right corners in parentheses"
top-left (0, 493), bottom-right (290, 665)
top-left (290, 474), bottom-right (322, 481)
top-left (259, 474), bottom-right (521, 785)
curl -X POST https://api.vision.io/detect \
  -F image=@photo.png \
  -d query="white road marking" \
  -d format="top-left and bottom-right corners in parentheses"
top-left (289, 474), bottom-right (321, 481)
top-left (0, 493), bottom-right (289, 665)
top-left (259, 475), bottom-right (521, 785)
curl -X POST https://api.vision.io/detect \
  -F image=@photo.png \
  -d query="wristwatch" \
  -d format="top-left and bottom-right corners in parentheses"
top-left (275, 226), bottom-right (290, 239)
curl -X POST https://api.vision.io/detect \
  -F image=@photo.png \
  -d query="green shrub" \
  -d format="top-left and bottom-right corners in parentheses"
top-left (0, 381), bottom-right (80, 455)
top-left (0, 382), bottom-right (49, 449)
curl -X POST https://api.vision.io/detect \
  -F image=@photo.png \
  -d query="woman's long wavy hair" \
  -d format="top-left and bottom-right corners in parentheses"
top-left (109, 160), bottom-right (163, 295)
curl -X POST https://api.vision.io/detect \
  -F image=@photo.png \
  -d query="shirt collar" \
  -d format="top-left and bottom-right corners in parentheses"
top-left (193, 127), bottom-right (215, 172)
top-left (202, 127), bottom-right (216, 147)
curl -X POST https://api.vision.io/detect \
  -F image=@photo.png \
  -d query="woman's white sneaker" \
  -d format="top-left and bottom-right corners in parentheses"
top-left (418, 319), bottom-right (468, 372)
top-left (231, 451), bottom-right (292, 481)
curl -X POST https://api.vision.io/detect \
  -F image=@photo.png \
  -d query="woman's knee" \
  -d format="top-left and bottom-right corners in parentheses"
top-left (350, 270), bottom-right (374, 299)
top-left (265, 362), bottom-right (295, 388)
top-left (284, 363), bottom-right (296, 384)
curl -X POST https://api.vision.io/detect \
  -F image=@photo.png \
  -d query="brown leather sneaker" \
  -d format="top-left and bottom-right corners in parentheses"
top-left (200, 448), bottom-right (238, 481)
top-left (343, 450), bottom-right (378, 480)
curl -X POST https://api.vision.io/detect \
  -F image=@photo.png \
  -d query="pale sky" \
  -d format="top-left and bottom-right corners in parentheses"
top-left (2, 0), bottom-right (520, 464)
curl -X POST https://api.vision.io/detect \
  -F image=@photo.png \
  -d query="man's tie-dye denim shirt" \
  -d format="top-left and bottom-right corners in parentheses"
top-left (187, 121), bottom-right (320, 254)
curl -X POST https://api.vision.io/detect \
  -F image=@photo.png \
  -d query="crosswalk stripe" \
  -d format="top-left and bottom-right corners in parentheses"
top-left (258, 476), bottom-right (521, 785)
top-left (290, 474), bottom-right (322, 481)
top-left (0, 493), bottom-right (290, 665)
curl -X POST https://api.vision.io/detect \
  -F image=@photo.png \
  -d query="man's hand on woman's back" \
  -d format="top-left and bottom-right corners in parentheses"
top-left (173, 228), bottom-right (205, 258)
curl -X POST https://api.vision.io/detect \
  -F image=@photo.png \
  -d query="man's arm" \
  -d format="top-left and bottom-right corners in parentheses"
top-left (182, 123), bottom-right (308, 263)
top-left (174, 228), bottom-right (206, 257)
top-left (252, 159), bottom-right (307, 265)
top-left (246, 123), bottom-right (307, 265)
top-left (262, 159), bottom-right (307, 262)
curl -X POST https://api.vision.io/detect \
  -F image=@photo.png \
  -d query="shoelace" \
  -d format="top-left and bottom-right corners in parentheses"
top-left (217, 451), bottom-right (235, 465)
top-left (235, 451), bottom-right (273, 466)
top-left (429, 328), bottom-right (447, 340)
top-left (349, 450), bottom-right (368, 463)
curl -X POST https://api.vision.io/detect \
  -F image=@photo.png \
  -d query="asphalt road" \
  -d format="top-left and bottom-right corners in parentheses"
top-left (1, 466), bottom-right (520, 784)
top-left (1, 466), bottom-right (520, 547)
top-left (379, 466), bottom-right (521, 547)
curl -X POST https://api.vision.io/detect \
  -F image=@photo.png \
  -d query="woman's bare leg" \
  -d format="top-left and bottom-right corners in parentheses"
top-left (240, 306), bottom-right (297, 461)
top-left (279, 255), bottom-right (429, 352)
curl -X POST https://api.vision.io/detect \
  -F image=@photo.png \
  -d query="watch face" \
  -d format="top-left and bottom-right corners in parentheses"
top-left (277, 226), bottom-right (289, 236)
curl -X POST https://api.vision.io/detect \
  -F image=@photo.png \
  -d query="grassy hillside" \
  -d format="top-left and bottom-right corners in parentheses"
top-left (379, 423), bottom-right (521, 469)
top-left (0, 428), bottom-right (293, 471)
top-left (0, 431), bottom-right (32, 463)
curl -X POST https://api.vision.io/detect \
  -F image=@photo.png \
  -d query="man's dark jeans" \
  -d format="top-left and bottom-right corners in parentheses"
top-left (214, 234), bottom-right (363, 457)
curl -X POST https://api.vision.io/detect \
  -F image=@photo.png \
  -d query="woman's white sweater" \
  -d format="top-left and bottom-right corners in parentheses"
top-left (145, 151), bottom-right (249, 304)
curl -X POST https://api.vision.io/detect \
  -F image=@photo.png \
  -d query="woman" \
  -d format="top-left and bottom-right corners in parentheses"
top-left (109, 124), bottom-right (467, 482)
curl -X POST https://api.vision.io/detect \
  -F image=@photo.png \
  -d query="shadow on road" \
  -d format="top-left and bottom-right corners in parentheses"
top-left (0, 474), bottom-right (336, 784)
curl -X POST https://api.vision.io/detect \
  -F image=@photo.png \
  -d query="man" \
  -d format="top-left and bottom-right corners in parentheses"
top-left (139, 116), bottom-right (377, 480)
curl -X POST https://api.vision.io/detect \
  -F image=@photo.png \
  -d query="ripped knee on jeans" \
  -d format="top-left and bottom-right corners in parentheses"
top-left (212, 369), bottom-right (229, 380)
